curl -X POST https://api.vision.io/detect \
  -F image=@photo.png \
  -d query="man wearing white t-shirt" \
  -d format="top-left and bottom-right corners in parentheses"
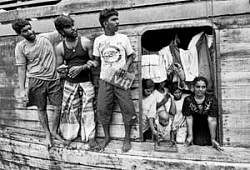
top-left (93, 8), bottom-right (137, 152)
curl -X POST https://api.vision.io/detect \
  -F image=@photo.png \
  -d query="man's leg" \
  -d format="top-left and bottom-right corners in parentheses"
top-left (96, 80), bottom-right (114, 151)
top-left (48, 80), bottom-right (68, 145)
top-left (97, 124), bottom-right (111, 151)
top-left (28, 78), bottom-right (54, 149)
top-left (79, 82), bottom-right (98, 149)
top-left (37, 108), bottom-right (52, 149)
top-left (51, 106), bottom-right (68, 144)
top-left (123, 124), bottom-right (132, 152)
top-left (115, 87), bottom-right (137, 152)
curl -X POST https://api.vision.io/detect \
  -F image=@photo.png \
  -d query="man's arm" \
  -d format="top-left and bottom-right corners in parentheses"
top-left (15, 44), bottom-right (27, 95)
top-left (149, 118), bottom-right (157, 136)
top-left (17, 65), bottom-right (26, 92)
top-left (40, 31), bottom-right (62, 46)
top-left (83, 37), bottom-right (99, 68)
top-left (169, 98), bottom-right (176, 116)
top-left (92, 37), bottom-right (101, 68)
top-left (55, 42), bottom-right (64, 67)
top-left (124, 53), bottom-right (135, 71)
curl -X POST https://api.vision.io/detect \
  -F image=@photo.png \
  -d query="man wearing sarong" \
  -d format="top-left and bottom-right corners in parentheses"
top-left (54, 15), bottom-right (97, 148)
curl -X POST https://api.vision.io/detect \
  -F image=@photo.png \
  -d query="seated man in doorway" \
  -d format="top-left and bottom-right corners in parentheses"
top-left (93, 8), bottom-right (137, 152)
top-left (54, 15), bottom-right (97, 149)
top-left (12, 18), bottom-right (66, 149)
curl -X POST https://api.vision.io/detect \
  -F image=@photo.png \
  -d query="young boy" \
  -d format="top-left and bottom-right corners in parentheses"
top-left (142, 79), bottom-right (156, 140)
top-left (171, 83), bottom-right (189, 143)
top-left (142, 79), bottom-right (175, 142)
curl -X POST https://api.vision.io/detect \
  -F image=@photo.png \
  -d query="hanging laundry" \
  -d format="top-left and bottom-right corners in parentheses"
top-left (141, 54), bottom-right (167, 83)
top-left (159, 38), bottom-right (187, 90)
top-left (179, 49), bottom-right (198, 82)
top-left (188, 32), bottom-right (215, 92)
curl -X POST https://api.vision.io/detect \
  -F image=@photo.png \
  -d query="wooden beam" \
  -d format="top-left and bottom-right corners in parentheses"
top-left (0, 0), bottom-right (16, 5)
top-left (1, 0), bottom-right (250, 36)
top-left (0, 0), bottom-right (60, 10)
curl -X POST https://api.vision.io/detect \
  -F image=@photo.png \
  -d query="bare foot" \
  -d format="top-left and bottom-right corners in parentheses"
top-left (96, 137), bottom-right (111, 152)
top-left (45, 133), bottom-right (53, 150)
top-left (122, 140), bottom-right (131, 152)
top-left (88, 138), bottom-right (98, 150)
top-left (51, 131), bottom-right (66, 143)
top-left (63, 140), bottom-right (72, 147)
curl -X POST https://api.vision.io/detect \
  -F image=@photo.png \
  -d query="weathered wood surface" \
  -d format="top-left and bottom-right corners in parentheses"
top-left (0, 0), bottom-right (16, 5)
top-left (1, 0), bottom-right (250, 36)
top-left (0, 106), bottom-right (140, 139)
top-left (219, 27), bottom-right (250, 147)
top-left (0, 126), bottom-right (250, 170)
top-left (0, 0), bottom-right (60, 10)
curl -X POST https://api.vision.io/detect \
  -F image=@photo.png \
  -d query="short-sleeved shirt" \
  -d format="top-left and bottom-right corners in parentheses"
top-left (182, 94), bottom-right (218, 145)
top-left (15, 33), bottom-right (61, 80)
top-left (93, 33), bottom-right (134, 80)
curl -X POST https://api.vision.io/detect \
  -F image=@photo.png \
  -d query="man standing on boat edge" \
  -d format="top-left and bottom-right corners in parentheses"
top-left (93, 8), bottom-right (137, 152)
top-left (54, 15), bottom-right (98, 149)
top-left (12, 18), bottom-right (66, 149)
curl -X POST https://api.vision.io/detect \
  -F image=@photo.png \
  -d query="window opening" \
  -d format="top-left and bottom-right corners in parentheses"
top-left (140, 26), bottom-right (221, 146)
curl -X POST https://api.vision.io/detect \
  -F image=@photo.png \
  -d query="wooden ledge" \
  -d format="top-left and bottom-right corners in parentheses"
top-left (1, 126), bottom-right (250, 169)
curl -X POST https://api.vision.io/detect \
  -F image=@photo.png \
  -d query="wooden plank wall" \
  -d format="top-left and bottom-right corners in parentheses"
top-left (218, 21), bottom-right (250, 147)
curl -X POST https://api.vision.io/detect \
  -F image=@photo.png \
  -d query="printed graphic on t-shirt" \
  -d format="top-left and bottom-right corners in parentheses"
top-left (99, 42), bottom-right (123, 67)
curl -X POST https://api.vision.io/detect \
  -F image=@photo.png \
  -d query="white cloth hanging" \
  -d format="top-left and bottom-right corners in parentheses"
top-left (141, 54), bottom-right (167, 83)
top-left (179, 49), bottom-right (198, 81)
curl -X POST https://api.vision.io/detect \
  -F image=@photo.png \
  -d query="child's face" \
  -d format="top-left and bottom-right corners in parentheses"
top-left (143, 86), bottom-right (154, 97)
top-left (173, 89), bottom-right (182, 100)
top-left (159, 114), bottom-right (170, 127)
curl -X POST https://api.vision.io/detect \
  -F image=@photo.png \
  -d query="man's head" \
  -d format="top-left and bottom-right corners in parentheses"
top-left (12, 18), bottom-right (36, 42)
top-left (99, 8), bottom-right (119, 33)
top-left (54, 15), bottom-right (77, 39)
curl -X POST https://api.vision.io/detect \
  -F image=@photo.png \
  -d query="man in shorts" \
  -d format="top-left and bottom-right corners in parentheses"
top-left (93, 8), bottom-right (137, 152)
top-left (12, 18), bottom-right (66, 149)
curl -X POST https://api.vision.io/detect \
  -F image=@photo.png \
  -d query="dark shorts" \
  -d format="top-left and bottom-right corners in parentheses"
top-left (97, 80), bottom-right (136, 125)
top-left (28, 78), bottom-right (62, 110)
